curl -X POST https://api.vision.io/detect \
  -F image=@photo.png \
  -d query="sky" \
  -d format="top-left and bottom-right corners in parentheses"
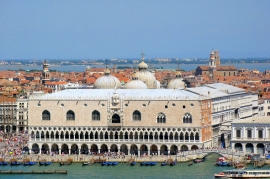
top-left (0, 0), bottom-right (270, 59)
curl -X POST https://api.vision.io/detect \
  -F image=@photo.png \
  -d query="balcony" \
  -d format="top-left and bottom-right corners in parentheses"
top-left (107, 121), bottom-right (122, 127)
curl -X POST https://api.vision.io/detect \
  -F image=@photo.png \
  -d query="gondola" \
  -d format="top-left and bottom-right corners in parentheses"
top-left (161, 162), bottom-right (167, 166)
top-left (150, 162), bottom-right (157, 166)
top-left (130, 161), bottom-right (136, 166)
top-left (11, 162), bottom-right (22, 166)
top-left (2, 161), bottom-right (8, 165)
top-left (101, 162), bottom-right (107, 166)
top-left (24, 161), bottom-right (37, 166)
top-left (45, 161), bottom-right (52, 165)
top-left (169, 161), bottom-right (176, 166)
top-left (82, 162), bottom-right (90, 166)
top-left (39, 161), bottom-right (45, 165)
top-left (59, 162), bottom-right (65, 166)
top-left (112, 162), bottom-right (118, 165)
top-left (140, 162), bottom-right (146, 166)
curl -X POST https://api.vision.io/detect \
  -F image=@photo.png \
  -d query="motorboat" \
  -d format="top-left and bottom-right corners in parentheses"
top-left (214, 169), bottom-right (270, 178)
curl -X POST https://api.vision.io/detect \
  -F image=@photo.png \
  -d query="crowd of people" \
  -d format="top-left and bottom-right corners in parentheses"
top-left (0, 130), bottom-right (29, 159)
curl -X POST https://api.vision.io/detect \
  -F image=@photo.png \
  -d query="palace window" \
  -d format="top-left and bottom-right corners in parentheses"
top-left (157, 113), bottom-right (166, 123)
top-left (183, 113), bottom-right (192, 123)
top-left (236, 129), bottom-right (241, 138)
top-left (258, 130), bottom-right (263, 139)
top-left (133, 110), bottom-right (141, 121)
top-left (92, 110), bottom-right (100, 121)
top-left (247, 129), bottom-right (252, 139)
top-left (42, 110), bottom-right (50, 120)
top-left (66, 110), bottom-right (75, 120)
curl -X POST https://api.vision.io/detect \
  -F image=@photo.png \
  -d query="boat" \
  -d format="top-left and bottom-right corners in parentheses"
top-left (101, 162), bottom-right (107, 166)
top-left (150, 162), bottom-right (157, 166)
top-left (2, 161), bottom-right (8, 165)
top-left (140, 162), bottom-right (146, 166)
top-left (188, 161), bottom-right (193, 166)
top-left (193, 158), bottom-right (205, 163)
top-left (82, 162), bottom-right (90, 166)
top-left (145, 162), bottom-right (152, 166)
top-left (130, 162), bottom-right (136, 166)
top-left (214, 169), bottom-right (270, 178)
top-left (45, 161), bottom-right (52, 165)
top-left (169, 161), bottom-right (176, 166)
top-left (39, 161), bottom-right (45, 165)
top-left (60, 162), bottom-right (65, 166)
top-left (112, 162), bottom-right (118, 165)
top-left (10, 162), bottom-right (22, 166)
top-left (24, 161), bottom-right (37, 166)
top-left (106, 162), bottom-right (112, 165)
top-left (161, 162), bottom-right (167, 166)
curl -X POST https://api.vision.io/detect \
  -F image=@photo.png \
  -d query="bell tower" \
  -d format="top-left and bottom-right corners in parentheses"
top-left (41, 60), bottom-right (50, 84)
top-left (209, 50), bottom-right (217, 80)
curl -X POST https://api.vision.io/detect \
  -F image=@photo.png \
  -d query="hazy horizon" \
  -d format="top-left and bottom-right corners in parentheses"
top-left (1, 1), bottom-right (269, 59)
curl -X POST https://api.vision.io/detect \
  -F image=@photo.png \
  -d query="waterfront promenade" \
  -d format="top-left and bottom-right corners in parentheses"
top-left (0, 148), bottom-right (246, 164)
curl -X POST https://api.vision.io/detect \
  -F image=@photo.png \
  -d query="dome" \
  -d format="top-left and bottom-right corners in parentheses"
top-left (167, 70), bottom-right (186, 89)
top-left (134, 70), bottom-right (157, 89)
top-left (134, 52), bottom-right (157, 89)
top-left (167, 78), bottom-right (186, 89)
top-left (124, 75), bottom-right (147, 89)
top-left (138, 61), bottom-right (148, 69)
top-left (86, 66), bottom-right (90, 70)
top-left (93, 67), bottom-right (121, 89)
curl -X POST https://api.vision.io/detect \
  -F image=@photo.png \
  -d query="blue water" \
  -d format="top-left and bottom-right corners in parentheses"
top-left (1, 154), bottom-right (270, 179)
top-left (0, 63), bottom-right (269, 72)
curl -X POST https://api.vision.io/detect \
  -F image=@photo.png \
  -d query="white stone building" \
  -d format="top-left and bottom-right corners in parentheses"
top-left (27, 88), bottom-right (212, 155)
top-left (186, 83), bottom-right (254, 148)
top-left (231, 116), bottom-right (270, 154)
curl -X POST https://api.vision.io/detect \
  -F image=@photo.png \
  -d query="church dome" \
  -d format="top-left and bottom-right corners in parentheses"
top-left (124, 74), bottom-right (147, 89)
top-left (134, 52), bottom-right (157, 89)
top-left (134, 70), bottom-right (157, 89)
top-left (167, 70), bottom-right (186, 89)
top-left (138, 61), bottom-right (148, 69)
top-left (167, 78), bottom-right (186, 89)
top-left (93, 66), bottom-right (121, 89)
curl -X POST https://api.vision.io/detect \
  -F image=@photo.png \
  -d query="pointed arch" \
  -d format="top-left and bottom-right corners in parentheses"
top-left (183, 113), bottom-right (192, 123)
top-left (92, 110), bottom-right (100, 121)
top-left (133, 110), bottom-right (141, 121)
top-left (42, 110), bottom-right (50, 120)
top-left (66, 110), bottom-right (75, 120)
top-left (157, 112), bottom-right (166, 123)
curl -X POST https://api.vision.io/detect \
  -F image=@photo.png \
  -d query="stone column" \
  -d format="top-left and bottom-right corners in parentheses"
top-left (138, 150), bottom-right (140, 156)
top-left (242, 143), bottom-right (246, 153)
top-left (128, 148), bottom-right (130, 155)
top-left (158, 150), bottom-right (160, 156)
top-left (253, 143), bottom-right (257, 154)
top-left (59, 149), bottom-right (61, 155)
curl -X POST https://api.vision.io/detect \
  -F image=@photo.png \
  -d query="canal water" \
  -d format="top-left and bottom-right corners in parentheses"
top-left (1, 154), bottom-right (269, 179)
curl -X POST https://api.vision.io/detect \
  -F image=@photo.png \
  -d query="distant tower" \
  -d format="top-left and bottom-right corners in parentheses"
top-left (215, 50), bottom-right (220, 66)
top-left (209, 50), bottom-right (217, 80)
top-left (41, 60), bottom-right (50, 84)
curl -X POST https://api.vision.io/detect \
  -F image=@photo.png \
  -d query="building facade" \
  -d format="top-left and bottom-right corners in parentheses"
top-left (231, 116), bottom-right (270, 154)
top-left (27, 88), bottom-right (212, 155)
top-left (195, 50), bottom-right (237, 78)
top-left (187, 83), bottom-right (254, 148)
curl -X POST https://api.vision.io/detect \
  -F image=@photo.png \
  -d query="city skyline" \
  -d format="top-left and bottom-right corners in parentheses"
top-left (0, 1), bottom-right (270, 59)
